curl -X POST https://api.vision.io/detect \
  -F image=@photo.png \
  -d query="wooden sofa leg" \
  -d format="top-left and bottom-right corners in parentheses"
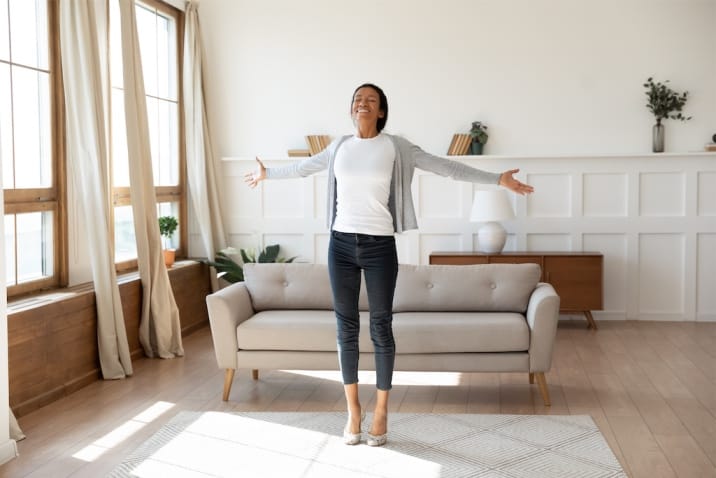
top-left (222, 369), bottom-right (235, 401)
top-left (529, 373), bottom-right (535, 384)
top-left (252, 369), bottom-right (259, 380)
top-left (535, 372), bottom-right (551, 406)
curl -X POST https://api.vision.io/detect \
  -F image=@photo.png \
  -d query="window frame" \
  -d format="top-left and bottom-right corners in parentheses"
top-left (3, 0), bottom-right (67, 298)
top-left (111, 0), bottom-right (186, 273)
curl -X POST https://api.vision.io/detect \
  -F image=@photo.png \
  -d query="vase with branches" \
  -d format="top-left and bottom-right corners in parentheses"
top-left (644, 77), bottom-right (691, 152)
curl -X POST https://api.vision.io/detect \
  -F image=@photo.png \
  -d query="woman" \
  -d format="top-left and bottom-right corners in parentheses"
top-left (245, 83), bottom-right (533, 446)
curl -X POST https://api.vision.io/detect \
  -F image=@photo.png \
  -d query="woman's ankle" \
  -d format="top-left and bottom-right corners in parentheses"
top-left (370, 409), bottom-right (388, 435)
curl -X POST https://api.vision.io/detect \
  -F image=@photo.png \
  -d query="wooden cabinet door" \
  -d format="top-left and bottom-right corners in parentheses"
top-left (543, 255), bottom-right (602, 311)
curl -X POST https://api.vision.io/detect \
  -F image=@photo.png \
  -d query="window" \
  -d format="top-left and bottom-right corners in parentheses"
top-left (1, 0), bottom-right (65, 297)
top-left (110, 0), bottom-right (184, 270)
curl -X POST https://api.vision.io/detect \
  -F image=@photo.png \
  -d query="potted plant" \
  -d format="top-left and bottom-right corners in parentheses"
top-left (158, 215), bottom-right (178, 267)
top-left (469, 121), bottom-right (488, 155)
top-left (205, 244), bottom-right (297, 284)
top-left (643, 77), bottom-right (691, 152)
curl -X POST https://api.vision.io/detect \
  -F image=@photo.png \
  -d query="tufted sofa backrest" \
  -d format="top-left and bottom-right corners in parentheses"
top-left (243, 262), bottom-right (540, 313)
top-left (243, 263), bottom-right (368, 311)
top-left (392, 263), bottom-right (540, 313)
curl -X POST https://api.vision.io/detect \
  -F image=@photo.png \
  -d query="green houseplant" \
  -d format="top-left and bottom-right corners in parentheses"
top-left (158, 215), bottom-right (178, 267)
top-left (205, 244), bottom-right (297, 284)
top-left (643, 77), bottom-right (691, 152)
top-left (469, 121), bottom-right (488, 155)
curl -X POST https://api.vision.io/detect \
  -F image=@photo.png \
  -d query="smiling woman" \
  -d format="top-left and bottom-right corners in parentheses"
top-left (241, 81), bottom-right (533, 447)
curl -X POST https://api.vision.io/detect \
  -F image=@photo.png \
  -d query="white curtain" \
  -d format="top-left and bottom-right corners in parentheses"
top-left (0, 89), bottom-right (23, 447)
top-left (59, 0), bottom-right (133, 379)
top-left (118, 0), bottom-right (183, 358)
top-left (183, 1), bottom-right (227, 290)
top-left (9, 412), bottom-right (23, 441)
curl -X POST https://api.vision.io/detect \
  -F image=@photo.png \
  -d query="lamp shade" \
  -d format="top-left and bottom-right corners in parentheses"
top-left (469, 189), bottom-right (515, 222)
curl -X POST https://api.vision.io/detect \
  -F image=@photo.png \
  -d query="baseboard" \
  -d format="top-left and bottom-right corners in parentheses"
top-left (181, 318), bottom-right (209, 336)
top-left (0, 439), bottom-right (18, 466)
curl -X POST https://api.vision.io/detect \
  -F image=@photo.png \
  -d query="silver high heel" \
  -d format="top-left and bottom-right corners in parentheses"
top-left (343, 411), bottom-right (366, 445)
top-left (366, 432), bottom-right (387, 447)
top-left (366, 416), bottom-right (388, 447)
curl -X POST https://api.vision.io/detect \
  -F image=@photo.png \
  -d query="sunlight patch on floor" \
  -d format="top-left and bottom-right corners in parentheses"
top-left (71, 401), bottom-right (175, 462)
top-left (282, 370), bottom-right (465, 386)
top-left (126, 412), bottom-right (443, 478)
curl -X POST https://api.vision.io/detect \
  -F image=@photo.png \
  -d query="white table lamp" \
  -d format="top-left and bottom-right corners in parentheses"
top-left (470, 189), bottom-right (515, 253)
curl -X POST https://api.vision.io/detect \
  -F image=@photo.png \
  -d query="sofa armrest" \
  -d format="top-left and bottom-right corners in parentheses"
top-left (525, 282), bottom-right (561, 372)
top-left (206, 282), bottom-right (255, 370)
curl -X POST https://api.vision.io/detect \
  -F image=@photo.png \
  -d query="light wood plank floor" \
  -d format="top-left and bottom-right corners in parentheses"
top-left (2, 320), bottom-right (715, 477)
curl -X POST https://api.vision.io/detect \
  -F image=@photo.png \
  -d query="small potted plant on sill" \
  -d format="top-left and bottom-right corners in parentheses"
top-left (644, 77), bottom-right (691, 153)
top-left (469, 121), bottom-right (488, 155)
top-left (158, 215), bottom-right (178, 267)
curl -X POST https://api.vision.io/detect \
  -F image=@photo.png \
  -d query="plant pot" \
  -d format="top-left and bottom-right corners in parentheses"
top-left (652, 123), bottom-right (664, 153)
top-left (163, 249), bottom-right (176, 268)
top-left (470, 142), bottom-right (484, 155)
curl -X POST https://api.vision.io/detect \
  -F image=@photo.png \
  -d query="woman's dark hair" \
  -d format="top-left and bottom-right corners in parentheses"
top-left (351, 83), bottom-right (388, 133)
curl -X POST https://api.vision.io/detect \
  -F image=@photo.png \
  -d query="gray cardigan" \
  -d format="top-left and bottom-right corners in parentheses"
top-left (265, 134), bottom-right (501, 233)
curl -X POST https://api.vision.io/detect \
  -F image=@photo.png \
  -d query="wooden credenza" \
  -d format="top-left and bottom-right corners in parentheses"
top-left (429, 251), bottom-right (603, 329)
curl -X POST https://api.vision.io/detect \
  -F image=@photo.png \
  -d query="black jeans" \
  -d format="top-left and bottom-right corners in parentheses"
top-left (327, 231), bottom-right (399, 391)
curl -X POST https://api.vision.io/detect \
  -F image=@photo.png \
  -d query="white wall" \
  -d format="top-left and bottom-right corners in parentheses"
top-left (198, 0), bottom-right (716, 158)
top-left (222, 152), bottom-right (716, 322)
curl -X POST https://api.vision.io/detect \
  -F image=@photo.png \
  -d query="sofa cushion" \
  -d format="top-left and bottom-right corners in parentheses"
top-left (237, 311), bottom-right (372, 352)
top-left (244, 263), bottom-right (370, 311)
top-left (237, 310), bottom-right (529, 354)
top-left (393, 263), bottom-right (540, 313)
top-left (393, 312), bottom-right (529, 353)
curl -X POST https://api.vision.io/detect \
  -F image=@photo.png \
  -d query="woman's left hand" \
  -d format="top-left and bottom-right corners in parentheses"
top-left (499, 169), bottom-right (534, 195)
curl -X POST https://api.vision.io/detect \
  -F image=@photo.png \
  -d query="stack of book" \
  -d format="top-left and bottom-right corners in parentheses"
top-left (305, 135), bottom-right (331, 155)
top-left (705, 143), bottom-right (716, 152)
top-left (287, 149), bottom-right (311, 157)
top-left (447, 134), bottom-right (472, 155)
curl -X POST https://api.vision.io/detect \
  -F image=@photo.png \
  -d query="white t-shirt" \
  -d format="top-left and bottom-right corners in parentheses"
top-left (332, 134), bottom-right (395, 235)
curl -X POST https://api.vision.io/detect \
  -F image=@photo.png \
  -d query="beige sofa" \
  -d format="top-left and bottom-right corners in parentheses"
top-left (206, 262), bottom-right (560, 405)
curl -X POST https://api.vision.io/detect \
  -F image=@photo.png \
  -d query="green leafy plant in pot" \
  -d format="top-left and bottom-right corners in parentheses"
top-left (469, 121), bottom-right (488, 155)
top-left (644, 77), bottom-right (691, 153)
top-left (158, 215), bottom-right (178, 267)
top-left (205, 244), bottom-right (298, 284)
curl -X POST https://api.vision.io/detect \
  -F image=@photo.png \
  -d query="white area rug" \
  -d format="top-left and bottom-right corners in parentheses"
top-left (108, 411), bottom-right (626, 478)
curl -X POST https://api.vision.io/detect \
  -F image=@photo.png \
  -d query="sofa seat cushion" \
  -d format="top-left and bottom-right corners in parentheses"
top-left (393, 312), bottom-right (529, 353)
top-left (238, 311), bottom-right (342, 352)
top-left (237, 310), bottom-right (529, 354)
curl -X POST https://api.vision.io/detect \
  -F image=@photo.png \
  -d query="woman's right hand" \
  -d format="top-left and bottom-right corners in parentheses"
top-left (244, 157), bottom-right (266, 188)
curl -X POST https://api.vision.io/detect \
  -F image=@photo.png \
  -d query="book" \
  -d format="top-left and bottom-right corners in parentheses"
top-left (705, 143), bottom-right (716, 152)
top-left (287, 149), bottom-right (311, 157)
top-left (305, 135), bottom-right (331, 155)
top-left (447, 133), bottom-right (472, 155)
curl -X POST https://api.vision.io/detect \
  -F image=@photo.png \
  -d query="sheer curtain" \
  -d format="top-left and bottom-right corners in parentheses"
top-left (59, 0), bottom-right (133, 379)
top-left (0, 101), bottom-right (22, 452)
top-left (118, 0), bottom-right (183, 358)
top-left (183, 1), bottom-right (227, 290)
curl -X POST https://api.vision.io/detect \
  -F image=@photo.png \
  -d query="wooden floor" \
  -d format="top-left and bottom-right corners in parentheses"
top-left (2, 319), bottom-right (715, 477)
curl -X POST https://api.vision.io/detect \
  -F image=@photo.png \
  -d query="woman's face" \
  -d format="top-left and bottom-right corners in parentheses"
top-left (351, 86), bottom-right (385, 127)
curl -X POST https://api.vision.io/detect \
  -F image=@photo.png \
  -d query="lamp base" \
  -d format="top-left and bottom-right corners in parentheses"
top-left (477, 221), bottom-right (507, 253)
